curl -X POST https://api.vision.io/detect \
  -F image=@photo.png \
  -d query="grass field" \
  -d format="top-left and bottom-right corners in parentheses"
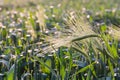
top-left (0, 0), bottom-right (120, 80)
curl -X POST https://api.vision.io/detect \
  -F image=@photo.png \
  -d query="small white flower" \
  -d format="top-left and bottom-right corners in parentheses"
top-left (45, 30), bottom-right (49, 34)
top-left (34, 49), bottom-right (39, 52)
top-left (9, 29), bottom-right (13, 33)
top-left (82, 8), bottom-right (86, 12)
top-left (0, 55), bottom-right (6, 58)
top-left (57, 3), bottom-right (61, 7)
top-left (20, 12), bottom-right (24, 17)
top-left (28, 50), bottom-right (32, 53)
top-left (7, 36), bottom-right (10, 38)
top-left (52, 14), bottom-right (55, 18)
top-left (12, 55), bottom-right (16, 59)
top-left (13, 11), bottom-right (17, 14)
top-left (96, 23), bottom-right (100, 26)
top-left (84, 73), bottom-right (87, 76)
top-left (95, 61), bottom-right (99, 64)
top-left (2, 26), bottom-right (6, 28)
top-left (112, 8), bottom-right (116, 13)
top-left (6, 11), bottom-right (10, 15)
top-left (50, 5), bottom-right (54, 9)
top-left (87, 15), bottom-right (90, 18)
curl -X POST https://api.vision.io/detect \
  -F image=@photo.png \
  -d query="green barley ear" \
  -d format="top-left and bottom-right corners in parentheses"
top-left (45, 11), bottom-right (98, 52)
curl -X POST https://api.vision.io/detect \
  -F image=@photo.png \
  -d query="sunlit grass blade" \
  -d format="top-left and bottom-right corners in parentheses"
top-left (33, 57), bottom-right (57, 77)
top-left (108, 58), bottom-right (115, 80)
top-left (6, 64), bottom-right (15, 80)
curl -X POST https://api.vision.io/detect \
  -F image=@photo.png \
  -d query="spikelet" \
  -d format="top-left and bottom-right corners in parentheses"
top-left (36, 5), bottom-right (46, 32)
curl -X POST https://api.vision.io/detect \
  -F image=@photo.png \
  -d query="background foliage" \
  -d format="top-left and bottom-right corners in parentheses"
top-left (0, 0), bottom-right (120, 80)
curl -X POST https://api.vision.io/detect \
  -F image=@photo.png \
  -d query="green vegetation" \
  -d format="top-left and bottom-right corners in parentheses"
top-left (0, 0), bottom-right (120, 80)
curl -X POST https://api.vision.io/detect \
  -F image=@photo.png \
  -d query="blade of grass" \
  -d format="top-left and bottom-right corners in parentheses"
top-left (6, 64), bottom-right (15, 80)
top-left (71, 34), bottom-right (100, 42)
top-left (32, 57), bottom-right (57, 77)
top-left (75, 61), bottom-right (96, 75)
